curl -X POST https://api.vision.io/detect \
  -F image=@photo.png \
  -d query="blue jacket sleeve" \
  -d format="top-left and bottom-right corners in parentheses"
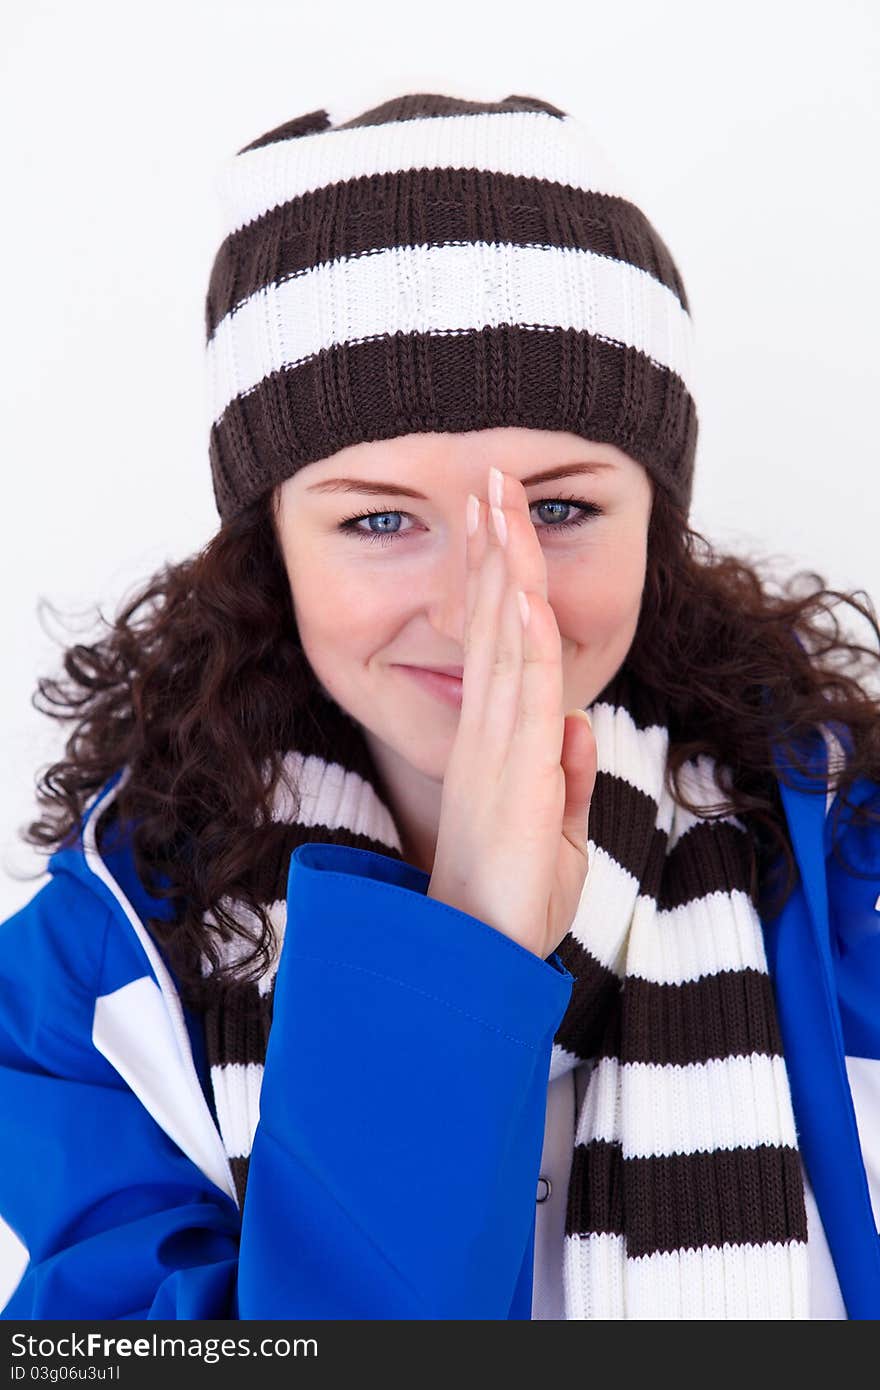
top-left (0, 843), bottom-right (573, 1319)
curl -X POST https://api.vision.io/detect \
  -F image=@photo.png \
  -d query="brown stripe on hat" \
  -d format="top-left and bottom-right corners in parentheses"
top-left (239, 92), bottom-right (566, 157)
top-left (207, 326), bottom-right (696, 523)
top-left (334, 91), bottom-right (569, 131)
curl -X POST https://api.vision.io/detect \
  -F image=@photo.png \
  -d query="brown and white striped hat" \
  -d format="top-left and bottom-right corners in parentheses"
top-left (204, 92), bottom-right (699, 526)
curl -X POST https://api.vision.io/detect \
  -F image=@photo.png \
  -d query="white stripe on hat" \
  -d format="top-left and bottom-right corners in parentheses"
top-left (206, 239), bottom-right (698, 430)
top-left (213, 110), bottom-right (641, 235)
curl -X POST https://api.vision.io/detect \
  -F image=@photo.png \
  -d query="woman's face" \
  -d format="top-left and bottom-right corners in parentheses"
top-left (273, 427), bottom-right (653, 778)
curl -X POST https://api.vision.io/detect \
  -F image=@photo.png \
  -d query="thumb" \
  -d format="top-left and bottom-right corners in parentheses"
top-left (560, 709), bottom-right (598, 849)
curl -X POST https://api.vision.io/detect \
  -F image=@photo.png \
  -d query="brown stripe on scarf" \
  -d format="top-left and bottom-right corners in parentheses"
top-left (568, 1139), bottom-right (808, 1255)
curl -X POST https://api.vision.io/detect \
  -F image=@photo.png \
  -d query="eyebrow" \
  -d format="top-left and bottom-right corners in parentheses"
top-left (306, 461), bottom-right (617, 499)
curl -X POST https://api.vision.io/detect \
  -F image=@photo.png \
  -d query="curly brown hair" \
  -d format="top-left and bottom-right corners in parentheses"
top-left (13, 480), bottom-right (880, 1014)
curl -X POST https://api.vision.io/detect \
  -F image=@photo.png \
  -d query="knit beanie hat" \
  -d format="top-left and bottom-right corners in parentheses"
top-left (204, 92), bottom-right (698, 526)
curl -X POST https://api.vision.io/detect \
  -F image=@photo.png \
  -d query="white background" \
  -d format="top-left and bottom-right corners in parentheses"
top-left (1, 0), bottom-right (878, 1307)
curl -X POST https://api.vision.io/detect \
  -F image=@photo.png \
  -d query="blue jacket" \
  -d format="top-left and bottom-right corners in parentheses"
top-left (0, 728), bottom-right (878, 1320)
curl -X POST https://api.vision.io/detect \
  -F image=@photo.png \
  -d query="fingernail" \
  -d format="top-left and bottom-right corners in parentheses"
top-left (567, 709), bottom-right (592, 728)
top-left (490, 505), bottom-right (508, 547)
top-left (466, 493), bottom-right (479, 537)
top-left (489, 465), bottom-right (504, 511)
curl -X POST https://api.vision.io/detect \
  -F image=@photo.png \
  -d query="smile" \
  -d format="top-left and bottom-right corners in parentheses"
top-left (394, 665), bottom-right (463, 709)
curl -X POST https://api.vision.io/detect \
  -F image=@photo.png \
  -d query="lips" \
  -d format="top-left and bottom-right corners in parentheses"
top-left (410, 665), bottom-right (464, 679)
top-left (395, 665), bottom-right (464, 709)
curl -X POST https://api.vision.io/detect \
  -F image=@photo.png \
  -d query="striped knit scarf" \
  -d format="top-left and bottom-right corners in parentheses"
top-left (200, 663), bottom-right (809, 1318)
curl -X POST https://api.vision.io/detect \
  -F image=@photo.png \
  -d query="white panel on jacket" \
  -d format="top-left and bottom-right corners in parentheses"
top-left (92, 975), bottom-right (236, 1202)
top-left (0, 1215), bottom-right (28, 1313)
top-left (846, 1055), bottom-right (880, 1230)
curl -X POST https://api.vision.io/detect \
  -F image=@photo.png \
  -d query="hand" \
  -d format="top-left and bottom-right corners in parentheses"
top-left (426, 465), bottom-right (598, 960)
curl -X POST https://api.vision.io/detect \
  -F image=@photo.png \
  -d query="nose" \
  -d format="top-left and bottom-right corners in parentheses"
top-left (426, 521), bottom-right (471, 646)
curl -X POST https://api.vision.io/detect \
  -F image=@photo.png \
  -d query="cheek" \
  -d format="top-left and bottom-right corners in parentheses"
top-left (550, 539), bottom-right (647, 642)
top-left (290, 561), bottom-right (394, 650)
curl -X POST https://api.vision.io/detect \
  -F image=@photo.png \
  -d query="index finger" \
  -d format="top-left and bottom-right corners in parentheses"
top-left (464, 491), bottom-right (489, 634)
top-left (494, 472), bottom-right (549, 605)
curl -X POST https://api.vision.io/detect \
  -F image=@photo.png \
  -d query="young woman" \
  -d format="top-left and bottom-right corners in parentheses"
top-left (2, 92), bottom-right (879, 1321)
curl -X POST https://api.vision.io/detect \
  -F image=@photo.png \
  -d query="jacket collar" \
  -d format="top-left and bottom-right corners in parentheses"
top-left (48, 768), bottom-right (238, 1207)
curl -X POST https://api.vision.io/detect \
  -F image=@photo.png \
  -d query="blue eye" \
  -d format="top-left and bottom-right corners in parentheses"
top-left (337, 497), bottom-right (604, 548)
